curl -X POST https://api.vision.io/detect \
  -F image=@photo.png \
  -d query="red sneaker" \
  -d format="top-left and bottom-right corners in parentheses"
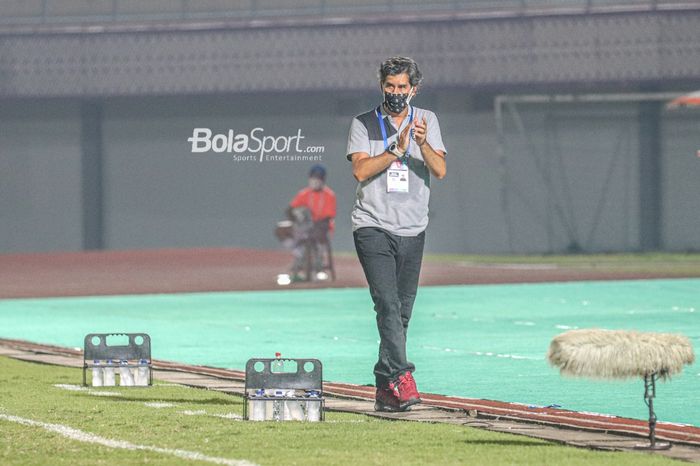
top-left (374, 387), bottom-right (402, 412)
top-left (388, 371), bottom-right (421, 410)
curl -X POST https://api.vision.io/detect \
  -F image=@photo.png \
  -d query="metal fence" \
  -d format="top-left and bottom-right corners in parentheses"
top-left (0, 0), bottom-right (697, 25)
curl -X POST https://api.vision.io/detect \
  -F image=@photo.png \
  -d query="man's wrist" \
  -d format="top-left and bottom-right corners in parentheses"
top-left (388, 142), bottom-right (405, 158)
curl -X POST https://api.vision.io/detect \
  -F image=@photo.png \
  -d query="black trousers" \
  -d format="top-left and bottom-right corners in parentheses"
top-left (353, 227), bottom-right (425, 388)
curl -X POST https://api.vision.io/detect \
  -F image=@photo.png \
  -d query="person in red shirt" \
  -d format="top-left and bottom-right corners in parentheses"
top-left (289, 164), bottom-right (336, 233)
top-left (285, 164), bottom-right (336, 280)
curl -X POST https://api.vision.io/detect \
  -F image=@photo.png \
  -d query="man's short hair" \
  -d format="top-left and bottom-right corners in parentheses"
top-left (378, 56), bottom-right (423, 88)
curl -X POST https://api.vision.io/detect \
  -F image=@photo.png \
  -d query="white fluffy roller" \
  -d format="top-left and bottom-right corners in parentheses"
top-left (547, 329), bottom-right (695, 381)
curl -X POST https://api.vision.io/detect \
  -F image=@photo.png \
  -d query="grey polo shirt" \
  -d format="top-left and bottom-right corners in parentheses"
top-left (346, 104), bottom-right (447, 236)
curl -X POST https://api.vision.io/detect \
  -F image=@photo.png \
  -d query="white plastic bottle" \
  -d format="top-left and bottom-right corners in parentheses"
top-left (103, 359), bottom-right (116, 386)
top-left (119, 360), bottom-right (135, 386)
top-left (270, 353), bottom-right (285, 421)
top-left (306, 390), bottom-right (321, 422)
top-left (250, 389), bottom-right (266, 421)
top-left (91, 360), bottom-right (104, 387)
top-left (285, 389), bottom-right (304, 421)
top-left (267, 388), bottom-right (285, 421)
top-left (135, 359), bottom-right (149, 386)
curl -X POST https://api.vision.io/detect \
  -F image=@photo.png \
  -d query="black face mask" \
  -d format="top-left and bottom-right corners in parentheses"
top-left (383, 89), bottom-right (413, 114)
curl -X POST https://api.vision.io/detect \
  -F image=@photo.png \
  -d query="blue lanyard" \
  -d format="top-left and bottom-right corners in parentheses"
top-left (375, 105), bottom-right (413, 150)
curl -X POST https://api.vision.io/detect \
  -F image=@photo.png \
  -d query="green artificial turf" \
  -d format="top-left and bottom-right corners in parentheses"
top-left (1, 279), bottom-right (698, 426)
top-left (0, 356), bottom-right (684, 466)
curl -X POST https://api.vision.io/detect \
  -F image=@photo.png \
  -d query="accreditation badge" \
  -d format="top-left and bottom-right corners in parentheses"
top-left (387, 159), bottom-right (409, 193)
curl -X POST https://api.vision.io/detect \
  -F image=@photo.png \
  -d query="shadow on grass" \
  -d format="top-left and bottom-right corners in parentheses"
top-left (72, 394), bottom-right (243, 406)
top-left (462, 439), bottom-right (551, 447)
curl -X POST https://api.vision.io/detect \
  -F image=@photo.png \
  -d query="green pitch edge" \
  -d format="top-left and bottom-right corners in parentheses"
top-left (0, 279), bottom-right (698, 426)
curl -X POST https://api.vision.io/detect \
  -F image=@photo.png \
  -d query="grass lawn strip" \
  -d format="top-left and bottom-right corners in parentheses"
top-left (0, 412), bottom-right (256, 466)
top-left (0, 356), bottom-right (684, 466)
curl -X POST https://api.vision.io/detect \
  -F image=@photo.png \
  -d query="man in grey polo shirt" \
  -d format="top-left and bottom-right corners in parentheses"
top-left (346, 56), bottom-right (447, 412)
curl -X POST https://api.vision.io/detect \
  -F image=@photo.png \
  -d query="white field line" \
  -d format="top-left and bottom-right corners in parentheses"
top-left (54, 384), bottom-right (120, 397)
top-left (178, 410), bottom-right (243, 421)
top-left (141, 404), bottom-right (243, 421)
top-left (212, 413), bottom-right (243, 420)
top-left (144, 402), bottom-right (175, 408)
top-left (142, 405), bottom-right (241, 420)
top-left (0, 413), bottom-right (257, 466)
top-left (324, 420), bottom-right (366, 423)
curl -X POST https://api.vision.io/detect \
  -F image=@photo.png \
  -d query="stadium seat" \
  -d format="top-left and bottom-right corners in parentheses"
top-left (390, 0), bottom-right (456, 9)
top-left (44, 0), bottom-right (113, 18)
top-left (0, 0), bottom-right (43, 21)
top-left (185, 0), bottom-right (254, 16)
top-left (301, 225), bottom-right (336, 282)
top-left (322, 0), bottom-right (389, 14)
top-left (254, 0), bottom-right (323, 15)
top-left (590, 0), bottom-right (649, 6)
top-left (115, 0), bottom-right (186, 17)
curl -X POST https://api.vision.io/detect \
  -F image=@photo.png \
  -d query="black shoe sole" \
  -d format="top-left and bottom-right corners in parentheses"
top-left (398, 398), bottom-right (422, 411)
top-left (374, 401), bottom-right (413, 412)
